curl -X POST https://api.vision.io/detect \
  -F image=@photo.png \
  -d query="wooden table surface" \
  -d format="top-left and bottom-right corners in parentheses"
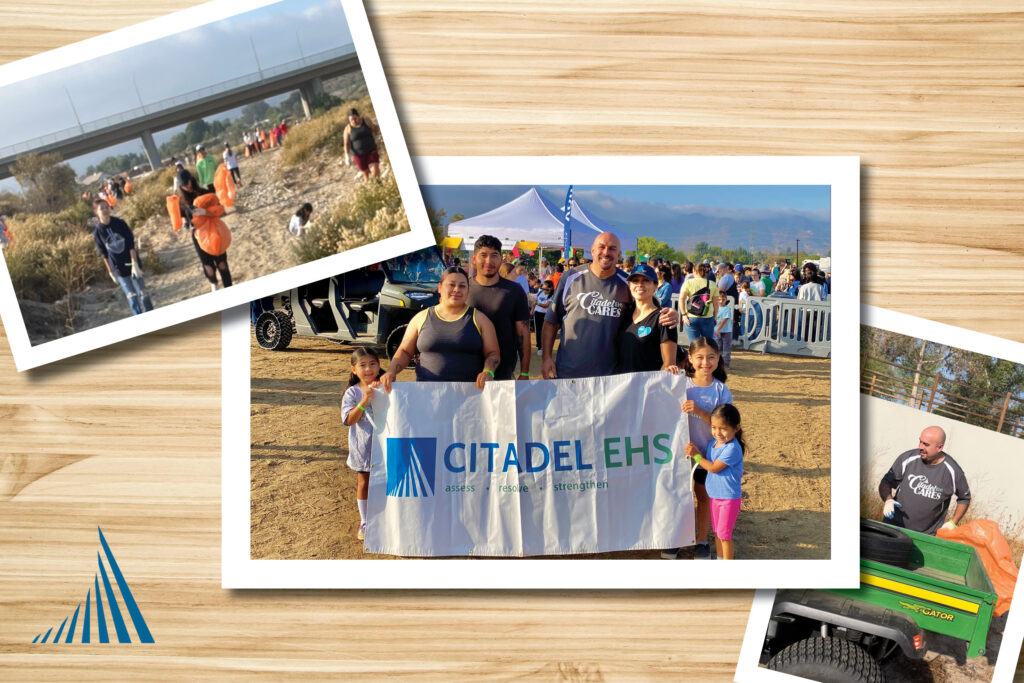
top-left (1, 1), bottom-right (1022, 681)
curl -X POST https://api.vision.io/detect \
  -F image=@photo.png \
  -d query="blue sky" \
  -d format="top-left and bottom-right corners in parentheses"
top-left (421, 185), bottom-right (832, 252)
top-left (1, 0), bottom-right (350, 191)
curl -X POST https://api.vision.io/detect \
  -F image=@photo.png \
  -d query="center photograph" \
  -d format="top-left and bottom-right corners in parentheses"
top-left (223, 156), bottom-right (860, 589)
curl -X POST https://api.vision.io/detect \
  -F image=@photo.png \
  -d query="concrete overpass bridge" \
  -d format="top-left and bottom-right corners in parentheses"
top-left (0, 44), bottom-right (359, 181)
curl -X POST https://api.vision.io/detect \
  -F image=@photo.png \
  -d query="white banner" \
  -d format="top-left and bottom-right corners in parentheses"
top-left (364, 371), bottom-right (695, 557)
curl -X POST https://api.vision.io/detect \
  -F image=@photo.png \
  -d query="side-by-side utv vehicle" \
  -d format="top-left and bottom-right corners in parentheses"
top-left (253, 246), bottom-right (444, 359)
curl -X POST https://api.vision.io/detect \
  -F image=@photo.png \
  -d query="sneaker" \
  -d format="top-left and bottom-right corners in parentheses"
top-left (357, 522), bottom-right (366, 540)
top-left (659, 548), bottom-right (680, 559)
top-left (537, 349), bottom-right (542, 356)
top-left (694, 542), bottom-right (712, 559)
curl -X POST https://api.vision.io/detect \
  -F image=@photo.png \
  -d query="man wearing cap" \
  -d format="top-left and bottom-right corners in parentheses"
top-left (542, 232), bottom-right (678, 379)
top-left (194, 145), bottom-right (217, 193)
top-left (758, 268), bottom-right (773, 296)
top-left (878, 426), bottom-right (971, 535)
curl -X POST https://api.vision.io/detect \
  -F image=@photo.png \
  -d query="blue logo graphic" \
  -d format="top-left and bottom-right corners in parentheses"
top-left (386, 438), bottom-right (437, 497)
top-left (32, 526), bottom-right (153, 644)
top-left (638, 325), bottom-right (652, 338)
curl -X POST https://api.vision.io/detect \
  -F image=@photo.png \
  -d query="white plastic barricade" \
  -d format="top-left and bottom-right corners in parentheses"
top-left (739, 296), bottom-right (831, 357)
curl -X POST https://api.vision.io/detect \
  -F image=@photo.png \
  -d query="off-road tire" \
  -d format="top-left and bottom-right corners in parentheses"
top-left (860, 518), bottom-right (914, 568)
top-left (768, 636), bottom-right (884, 683)
top-left (386, 324), bottom-right (407, 361)
top-left (255, 310), bottom-right (293, 351)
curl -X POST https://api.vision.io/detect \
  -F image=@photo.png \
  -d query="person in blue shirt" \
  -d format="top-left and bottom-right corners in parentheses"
top-left (654, 264), bottom-right (674, 308)
top-left (92, 199), bottom-right (152, 315)
top-left (685, 403), bottom-right (745, 560)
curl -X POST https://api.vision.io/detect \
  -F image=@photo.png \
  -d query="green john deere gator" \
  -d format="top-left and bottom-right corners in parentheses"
top-left (762, 519), bottom-right (999, 683)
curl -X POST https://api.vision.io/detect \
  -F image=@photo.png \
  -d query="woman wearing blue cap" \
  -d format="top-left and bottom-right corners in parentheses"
top-left (616, 263), bottom-right (680, 374)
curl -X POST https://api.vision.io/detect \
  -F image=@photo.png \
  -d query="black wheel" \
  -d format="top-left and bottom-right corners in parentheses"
top-left (254, 310), bottom-right (293, 350)
top-left (860, 518), bottom-right (914, 568)
top-left (385, 324), bottom-right (407, 361)
top-left (768, 636), bottom-right (884, 683)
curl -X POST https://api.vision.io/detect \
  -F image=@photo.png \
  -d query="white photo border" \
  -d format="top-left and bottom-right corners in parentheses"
top-left (223, 155), bottom-right (860, 589)
top-left (734, 304), bottom-right (1024, 682)
top-left (0, 0), bottom-right (434, 371)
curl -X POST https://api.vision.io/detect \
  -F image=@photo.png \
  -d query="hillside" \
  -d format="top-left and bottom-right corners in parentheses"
top-left (615, 209), bottom-right (831, 255)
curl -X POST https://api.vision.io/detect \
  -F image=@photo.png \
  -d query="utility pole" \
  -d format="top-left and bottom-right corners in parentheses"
top-left (250, 36), bottom-right (264, 78)
top-left (796, 239), bottom-right (800, 267)
top-left (64, 87), bottom-right (84, 134)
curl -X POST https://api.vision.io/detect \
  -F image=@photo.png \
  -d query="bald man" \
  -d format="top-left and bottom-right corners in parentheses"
top-left (542, 232), bottom-right (677, 379)
top-left (878, 426), bottom-right (971, 535)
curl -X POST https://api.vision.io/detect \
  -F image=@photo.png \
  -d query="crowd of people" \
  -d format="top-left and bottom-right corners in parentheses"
top-left (85, 118), bottom-right (301, 314)
top-left (338, 232), bottom-right (810, 559)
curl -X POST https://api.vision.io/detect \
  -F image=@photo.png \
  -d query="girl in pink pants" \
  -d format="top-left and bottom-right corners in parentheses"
top-left (685, 403), bottom-right (745, 560)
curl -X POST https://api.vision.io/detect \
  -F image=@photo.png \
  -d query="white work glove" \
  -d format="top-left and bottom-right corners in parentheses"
top-left (344, 154), bottom-right (351, 167)
top-left (941, 521), bottom-right (957, 531)
top-left (131, 261), bottom-right (144, 279)
top-left (882, 499), bottom-right (901, 519)
top-left (108, 270), bottom-right (118, 284)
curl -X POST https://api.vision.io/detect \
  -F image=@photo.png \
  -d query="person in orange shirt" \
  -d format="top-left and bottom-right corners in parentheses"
top-left (548, 262), bottom-right (564, 290)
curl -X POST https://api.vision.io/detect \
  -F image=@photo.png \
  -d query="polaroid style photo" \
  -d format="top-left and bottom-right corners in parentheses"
top-left (734, 305), bottom-right (1024, 683)
top-left (223, 155), bottom-right (859, 589)
top-left (0, 0), bottom-right (433, 371)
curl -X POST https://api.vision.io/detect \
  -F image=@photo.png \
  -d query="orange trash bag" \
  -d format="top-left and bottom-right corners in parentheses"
top-left (213, 163), bottom-right (236, 208)
top-left (166, 195), bottom-right (183, 231)
top-left (192, 193), bottom-right (231, 256)
top-left (938, 519), bottom-right (1019, 617)
top-left (124, 180), bottom-right (133, 195)
top-left (104, 192), bottom-right (116, 208)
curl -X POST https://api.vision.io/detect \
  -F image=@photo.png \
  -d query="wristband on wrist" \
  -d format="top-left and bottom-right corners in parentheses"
top-left (485, 369), bottom-right (495, 378)
top-left (693, 453), bottom-right (703, 463)
top-left (357, 403), bottom-right (366, 412)
top-left (519, 372), bottom-right (529, 378)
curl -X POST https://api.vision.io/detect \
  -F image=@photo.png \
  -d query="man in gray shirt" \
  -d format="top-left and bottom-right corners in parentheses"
top-left (878, 426), bottom-right (971, 536)
top-left (541, 232), bottom-right (678, 379)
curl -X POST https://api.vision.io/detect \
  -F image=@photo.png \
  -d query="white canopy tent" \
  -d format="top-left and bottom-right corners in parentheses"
top-left (444, 187), bottom-right (637, 257)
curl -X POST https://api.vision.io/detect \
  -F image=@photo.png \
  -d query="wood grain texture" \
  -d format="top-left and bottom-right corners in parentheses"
top-left (1, 1), bottom-right (1023, 681)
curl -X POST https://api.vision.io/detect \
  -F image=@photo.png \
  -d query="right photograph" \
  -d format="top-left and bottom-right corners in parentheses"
top-left (736, 305), bottom-right (1024, 683)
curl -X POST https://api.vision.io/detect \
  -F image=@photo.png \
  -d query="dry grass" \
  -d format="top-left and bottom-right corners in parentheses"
top-left (3, 200), bottom-right (104, 304)
top-left (291, 173), bottom-right (407, 265)
top-left (279, 96), bottom-right (374, 167)
top-left (119, 166), bottom-right (177, 228)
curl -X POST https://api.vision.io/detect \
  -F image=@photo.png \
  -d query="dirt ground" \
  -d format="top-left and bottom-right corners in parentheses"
top-left (250, 337), bottom-right (832, 561)
top-left (23, 140), bottom-right (398, 344)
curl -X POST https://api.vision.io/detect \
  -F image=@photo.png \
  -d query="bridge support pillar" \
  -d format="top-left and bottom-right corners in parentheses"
top-left (298, 77), bottom-right (325, 120)
top-left (140, 129), bottom-right (162, 170)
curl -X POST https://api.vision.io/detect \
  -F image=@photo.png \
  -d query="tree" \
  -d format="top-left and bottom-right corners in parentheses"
top-left (692, 240), bottom-right (710, 260)
top-left (12, 152), bottom-right (79, 214)
top-left (184, 119), bottom-right (211, 146)
top-left (240, 100), bottom-right (271, 126)
top-left (427, 207), bottom-right (448, 243)
top-left (86, 152), bottom-right (148, 178)
top-left (634, 236), bottom-right (680, 262)
top-left (310, 92), bottom-right (343, 116)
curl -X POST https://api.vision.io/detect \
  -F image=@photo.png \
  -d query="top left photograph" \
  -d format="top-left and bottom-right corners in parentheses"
top-left (0, 0), bottom-right (433, 370)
